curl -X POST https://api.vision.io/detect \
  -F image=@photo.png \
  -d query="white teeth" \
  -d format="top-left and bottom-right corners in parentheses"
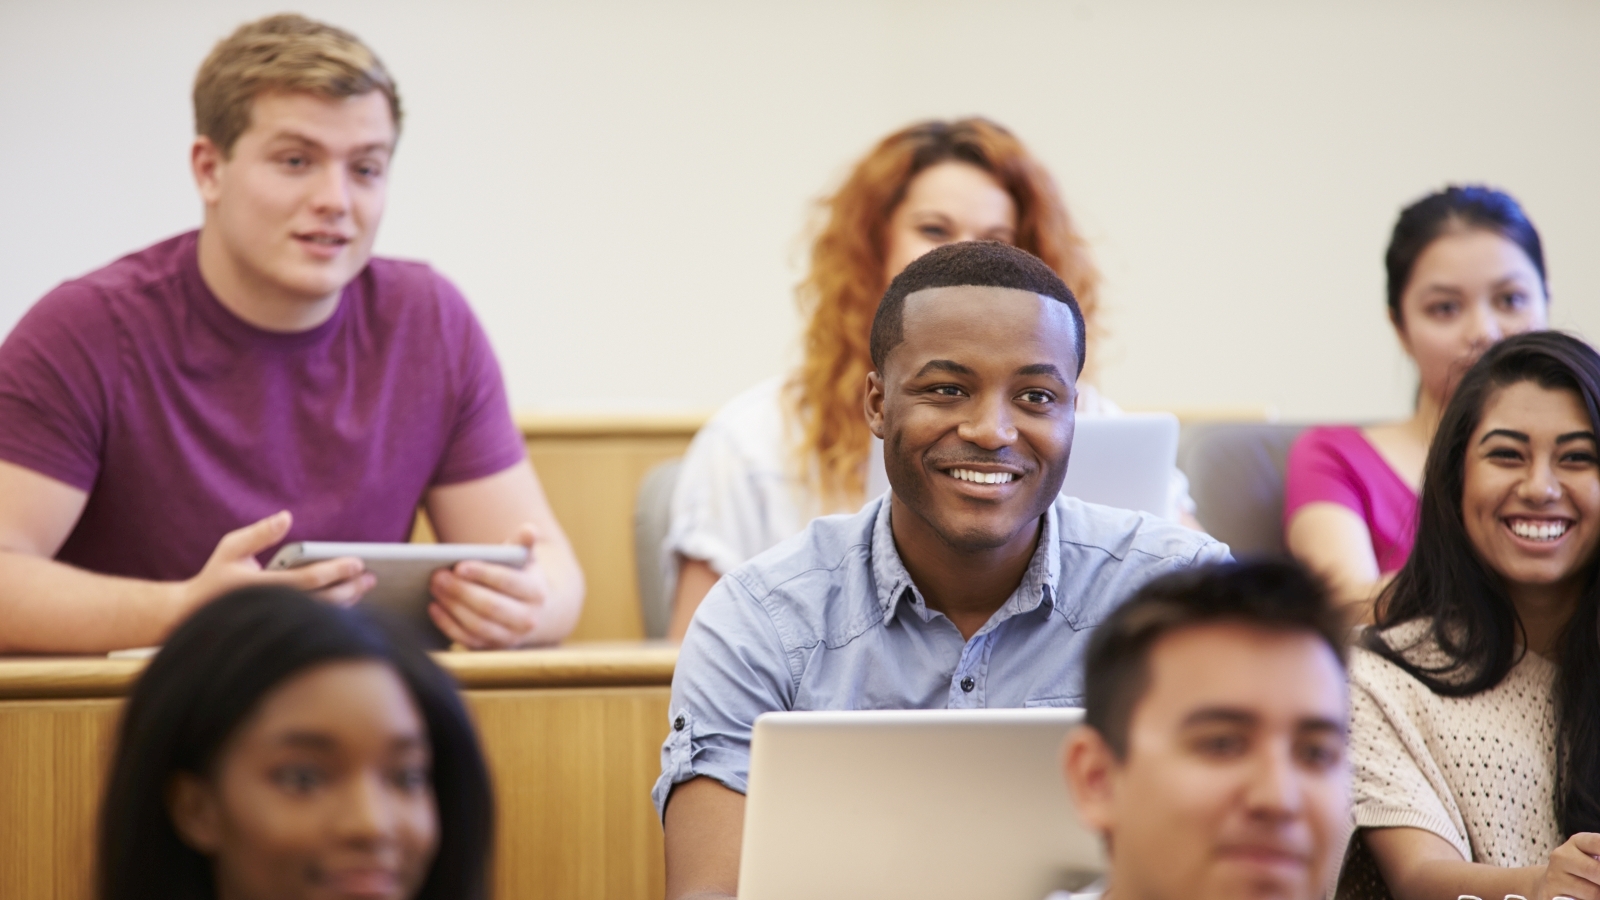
top-left (1509, 520), bottom-right (1568, 541)
top-left (948, 468), bottom-right (1016, 485)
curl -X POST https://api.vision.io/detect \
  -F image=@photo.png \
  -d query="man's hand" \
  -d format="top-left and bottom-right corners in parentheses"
top-left (1531, 833), bottom-right (1600, 900)
top-left (427, 523), bottom-right (551, 648)
top-left (179, 511), bottom-right (374, 616)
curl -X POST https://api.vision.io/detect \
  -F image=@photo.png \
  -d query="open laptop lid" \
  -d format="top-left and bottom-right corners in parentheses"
top-left (1059, 412), bottom-right (1180, 516)
top-left (739, 708), bottom-right (1103, 900)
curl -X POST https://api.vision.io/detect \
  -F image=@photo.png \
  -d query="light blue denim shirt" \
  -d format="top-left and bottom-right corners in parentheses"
top-left (652, 492), bottom-right (1230, 817)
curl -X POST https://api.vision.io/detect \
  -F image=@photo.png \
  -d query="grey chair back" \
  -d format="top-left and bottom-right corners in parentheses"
top-left (1177, 422), bottom-right (1308, 559)
top-left (633, 457), bottom-right (683, 639)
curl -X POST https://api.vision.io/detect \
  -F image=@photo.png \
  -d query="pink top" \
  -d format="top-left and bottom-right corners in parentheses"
top-left (1283, 426), bottom-right (1418, 574)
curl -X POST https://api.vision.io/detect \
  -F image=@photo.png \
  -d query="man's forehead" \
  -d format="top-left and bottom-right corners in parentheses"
top-left (245, 90), bottom-right (397, 145)
top-left (901, 283), bottom-right (1065, 316)
top-left (896, 283), bottom-right (1079, 368)
top-left (1141, 626), bottom-right (1348, 722)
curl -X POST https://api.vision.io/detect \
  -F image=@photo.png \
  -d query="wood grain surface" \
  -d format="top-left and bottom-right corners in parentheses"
top-left (0, 646), bottom-right (676, 900)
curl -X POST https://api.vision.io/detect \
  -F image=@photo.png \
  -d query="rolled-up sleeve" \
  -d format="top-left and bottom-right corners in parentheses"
top-left (652, 575), bottom-right (796, 819)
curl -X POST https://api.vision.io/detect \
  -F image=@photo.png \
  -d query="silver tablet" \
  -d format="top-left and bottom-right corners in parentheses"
top-left (267, 542), bottom-right (529, 647)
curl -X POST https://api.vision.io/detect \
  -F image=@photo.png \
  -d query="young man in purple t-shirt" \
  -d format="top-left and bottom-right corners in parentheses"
top-left (0, 14), bottom-right (584, 653)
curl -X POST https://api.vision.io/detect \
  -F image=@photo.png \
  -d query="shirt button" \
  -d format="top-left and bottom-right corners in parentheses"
top-left (960, 676), bottom-right (975, 693)
top-left (673, 715), bottom-right (686, 731)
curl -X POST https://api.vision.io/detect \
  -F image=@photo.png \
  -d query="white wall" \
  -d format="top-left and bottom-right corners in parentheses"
top-left (2, 0), bottom-right (1596, 421)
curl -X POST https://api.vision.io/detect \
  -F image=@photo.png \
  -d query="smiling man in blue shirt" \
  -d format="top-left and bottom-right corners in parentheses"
top-left (657, 241), bottom-right (1230, 899)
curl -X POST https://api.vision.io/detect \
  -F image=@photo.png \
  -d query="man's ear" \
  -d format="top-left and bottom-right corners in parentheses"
top-left (864, 370), bottom-right (887, 439)
top-left (1062, 724), bottom-right (1119, 837)
top-left (191, 136), bottom-right (226, 207)
top-left (166, 772), bottom-right (222, 853)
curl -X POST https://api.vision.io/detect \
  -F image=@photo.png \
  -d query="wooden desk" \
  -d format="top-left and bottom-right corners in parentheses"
top-left (0, 644), bottom-right (676, 900)
top-left (413, 413), bottom-right (705, 642)
top-left (518, 414), bottom-right (705, 643)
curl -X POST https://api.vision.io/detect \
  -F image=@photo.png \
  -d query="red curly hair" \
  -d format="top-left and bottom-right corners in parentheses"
top-left (786, 118), bottom-right (1103, 510)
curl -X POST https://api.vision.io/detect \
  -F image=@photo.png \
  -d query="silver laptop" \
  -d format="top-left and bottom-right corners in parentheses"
top-left (1060, 412), bottom-right (1180, 516)
top-left (738, 708), bottom-right (1104, 900)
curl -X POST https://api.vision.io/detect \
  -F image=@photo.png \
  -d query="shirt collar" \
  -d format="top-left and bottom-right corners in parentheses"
top-left (869, 492), bottom-right (1062, 628)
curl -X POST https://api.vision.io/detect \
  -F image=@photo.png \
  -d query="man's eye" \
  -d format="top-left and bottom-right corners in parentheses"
top-left (930, 385), bottom-right (963, 397)
top-left (1018, 390), bottom-right (1054, 405)
top-left (1193, 734), bottom-right (1247, 758)
top-left (353, 161), bottom-right (384, 179)
top-left (272, 765), bottom-right (324, 794)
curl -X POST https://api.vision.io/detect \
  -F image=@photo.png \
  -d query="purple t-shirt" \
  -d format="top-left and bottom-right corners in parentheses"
top-left (1283, 425), bottom-right (1418, 574)
top-left (0, 231), bottom-right (526, 582)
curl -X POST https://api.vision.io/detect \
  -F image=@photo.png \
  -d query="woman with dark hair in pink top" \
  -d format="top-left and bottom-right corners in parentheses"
top-left (1285, 186), bottom-right (1549, 622)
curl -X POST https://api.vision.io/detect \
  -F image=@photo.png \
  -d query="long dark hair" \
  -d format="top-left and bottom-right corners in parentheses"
top-left (1384, 185), bottom-right (1547, 326)
top-left (1367, 330), bottom-right (1600, 836)
top-left (98, 587), bottom-right (494, 900)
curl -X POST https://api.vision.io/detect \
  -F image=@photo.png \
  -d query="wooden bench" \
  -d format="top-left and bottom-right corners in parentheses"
top-left (0, 644), bottom-right (677, 900)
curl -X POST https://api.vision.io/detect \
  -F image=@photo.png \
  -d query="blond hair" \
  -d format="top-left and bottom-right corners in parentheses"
top-left (193, 13), bottom-right (402, 156)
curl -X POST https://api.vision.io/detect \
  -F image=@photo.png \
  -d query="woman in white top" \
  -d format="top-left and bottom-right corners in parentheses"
top-left (1341, 331), bottom-right (1600, 900)
top-left (665, 118), bottom-right (1196, 639)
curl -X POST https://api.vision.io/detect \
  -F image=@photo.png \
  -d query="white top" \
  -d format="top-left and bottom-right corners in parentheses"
top-left (1348, 620), bottom-right (1560, 866)
top-left (664, 376), bottom-right (1197, 587)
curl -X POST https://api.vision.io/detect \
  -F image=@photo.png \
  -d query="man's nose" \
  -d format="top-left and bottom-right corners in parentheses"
top-left (310, 164), bottom-right (351, 218)
top-left (956, 394), bottom-right (1017, 449)
top-left (1244, 745), bottom-right (1304, 820)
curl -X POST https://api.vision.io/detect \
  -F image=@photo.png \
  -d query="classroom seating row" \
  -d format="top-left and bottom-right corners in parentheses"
top-left (0, 643), bottom-right (677, 900)
top-left (519, 412), bottom-right (1301, 642)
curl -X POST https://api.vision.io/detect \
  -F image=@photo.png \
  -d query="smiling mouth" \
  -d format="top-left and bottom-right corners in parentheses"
top-left (947, 468), bottom-right (1018, 485)
top-left (296, 233), bottom-right (350, 247)
top-left (1216, 842), bottom-right (1310, 869)
top-left (1506, 517), bottom-right (1572, 542)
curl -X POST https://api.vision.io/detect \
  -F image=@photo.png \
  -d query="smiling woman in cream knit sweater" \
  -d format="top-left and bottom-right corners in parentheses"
top-left (1338, 332), bottom-right (1600, 900)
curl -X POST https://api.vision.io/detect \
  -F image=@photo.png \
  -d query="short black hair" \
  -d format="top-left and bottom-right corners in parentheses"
top-left (868, 241), bottom-right (1085, 374)
top-left (98, 587), bottom-right (494, 900)
top-left (1083, 560), bottom-right (1346, 759)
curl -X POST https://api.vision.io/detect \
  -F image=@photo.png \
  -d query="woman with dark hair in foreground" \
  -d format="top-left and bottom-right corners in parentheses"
top-left (97, 586), bottom-right (493, 900)
top-left (1341, 331), bottom-right (1600, 900)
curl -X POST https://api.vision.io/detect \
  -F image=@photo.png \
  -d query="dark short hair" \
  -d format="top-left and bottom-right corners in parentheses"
top-left (868, 240), bottom-right (1085, 373)
top-left (1372, 330), bottom-right (1600, 835)
top-left (1083, 560), bottom-right (1346, 759)
top-left (1385, 185), bottom-right (1546, 326)
top-left (98, 587), bottom-right (493, 900)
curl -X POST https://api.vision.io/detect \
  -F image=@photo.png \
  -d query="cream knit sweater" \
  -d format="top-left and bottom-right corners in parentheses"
top-left (1348, 619), bottom-right (1560, 866)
